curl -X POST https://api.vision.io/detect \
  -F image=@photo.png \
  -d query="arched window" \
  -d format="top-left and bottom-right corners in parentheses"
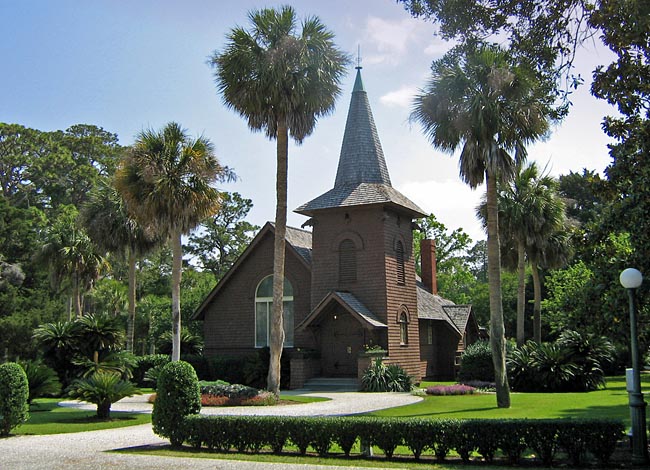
top-left (339, 238), bottom-right (357, 283)
top-left (396, 240), bottom-right (405, 285)
top-left (255, 275), bottom-right (294, 348)
top-left (399, 312), bottom-right (409, 345)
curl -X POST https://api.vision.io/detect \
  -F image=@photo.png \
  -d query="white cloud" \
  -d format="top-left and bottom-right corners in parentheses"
top-left (379, 86), bottom-right (418, 108)
top-left (401, 179), bottom-right (485, 241)
top-left (362, 16), bottom-right (429, 65)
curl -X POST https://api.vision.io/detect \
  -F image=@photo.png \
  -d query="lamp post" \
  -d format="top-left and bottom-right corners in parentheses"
top-left (620, 268), bottom-right (648, 465)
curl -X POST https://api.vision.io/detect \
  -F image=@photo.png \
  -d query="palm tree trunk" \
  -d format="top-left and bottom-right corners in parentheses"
top-left (516, 240), bottom-right (526, 346)
top-left (171, 230), bottom-right (183, 362)
top-left (268, 119), bottom-right (288, 397)
top-left (73, 274), bottom-right (82, 318)
top-left (486, 171), bottom-right (511, 408)
top-left (126, 248), bottom-right (137, 352)
top-left (531, 259), bottom-right (542, 344)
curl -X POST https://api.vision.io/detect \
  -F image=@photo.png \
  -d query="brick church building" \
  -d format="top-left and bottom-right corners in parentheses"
top-left (193, 67), bottom-right (478, 388)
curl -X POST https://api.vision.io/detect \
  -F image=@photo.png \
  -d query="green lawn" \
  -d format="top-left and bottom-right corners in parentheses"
top-left (14, 399), bottom-right (151, 435)
top-left (369, 375), bottom-right (649, 424)
top-left (12, 394), bottom-right (325, 436)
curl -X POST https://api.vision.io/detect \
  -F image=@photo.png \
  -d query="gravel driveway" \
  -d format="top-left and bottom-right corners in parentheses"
top-left (0, 391), bottom-right (421, 469)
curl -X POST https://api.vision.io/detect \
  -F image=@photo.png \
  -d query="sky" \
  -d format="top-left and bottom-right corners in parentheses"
top-left (1, 0), bottom-right (618, 243)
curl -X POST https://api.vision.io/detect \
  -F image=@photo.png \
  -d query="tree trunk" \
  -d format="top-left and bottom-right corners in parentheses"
top-left (267, 119), bottom-right (288, 397)
top-left (73, 274), bottom-right (82, 318)
top-left (485, 171), bottom-right (511, 408)
top-left (171, 230), bottom-right (183, 362)
top-left (516, 240), bottom-right (526, 346)
top-left (97, 400), bottom-right (111, 420)
top-left (531, 259), bottom-right (542, 344)
top-left (126, 248), bottom-right (137, 352)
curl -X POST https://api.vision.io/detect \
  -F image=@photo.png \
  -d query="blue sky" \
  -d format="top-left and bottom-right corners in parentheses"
top-left (1, 0), bottom-right (617, 242)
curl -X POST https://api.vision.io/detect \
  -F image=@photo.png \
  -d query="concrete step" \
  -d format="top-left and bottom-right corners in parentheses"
top-left (301, 377), bottom-right (360, 392)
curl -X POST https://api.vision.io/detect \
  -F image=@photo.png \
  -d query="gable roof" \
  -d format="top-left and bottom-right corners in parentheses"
top-left (297, 290), bottom-right (388, 331)
top-left (295, 68), bottom-right (425, 218)
top-left (441, 305), bottom-right (473, 333)
top-left (191, 222), bottom-right (312, 320)
top-left (416, 283), bottom-right (462, 336)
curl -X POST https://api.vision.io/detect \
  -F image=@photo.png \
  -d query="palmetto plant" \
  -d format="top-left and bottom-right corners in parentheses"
top-left (211, 6), bottom-right (348, 396)
top-left (38, 207), bottom-right (108, 318)
top-left (115, 122), bottom-right (233, 362)
top-left (18, 360), bottom-right (62, 404)
top-left (81, 180), bottom-right (162, 352)
top-left (412, 44), bottom-right (554, 407)
top-left (68, 370), bottom-right (140, 419)
top-left (478, 162), bottom-right (570, 344)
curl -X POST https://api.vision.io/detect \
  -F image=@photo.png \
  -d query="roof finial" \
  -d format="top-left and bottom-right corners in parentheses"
top-left (356, 45), bottom-right (362, 70)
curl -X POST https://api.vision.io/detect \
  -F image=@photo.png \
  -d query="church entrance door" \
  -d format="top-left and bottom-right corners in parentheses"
top-left (321, 311), bottom-right (364, 377)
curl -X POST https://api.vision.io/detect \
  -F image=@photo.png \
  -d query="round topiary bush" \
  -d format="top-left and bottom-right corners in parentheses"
top-left (152, 360), bottom-right (200, 446)
top-left (0, 362), bottom-right (29, 436)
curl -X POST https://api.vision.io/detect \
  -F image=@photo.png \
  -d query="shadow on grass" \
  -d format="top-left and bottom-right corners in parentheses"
top-left (392, 407), bottom-right (499, 418)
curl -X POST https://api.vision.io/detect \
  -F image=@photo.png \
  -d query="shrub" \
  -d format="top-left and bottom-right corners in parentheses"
top-left (199, 382), bottom-right (257, 400)
top-left (152, 361), bottom-right (201, 446)
top-left (177, 415), bottom-right (624, 466)
top-left (425, 384), bottom-right (476, 396)
top-left (361, 358), bottom-right (412, 392)
top-left (68, 370), bottom-right (140, 419)
top-left (556, 330), bottom-right (615, 391)
top-left (0, 362), bottom-right (29, 436)
top-left (132, 354), bottom-right (170, 387)
top-left (458, 340), bottom-right (494, 382)
top-left (19, 360), bottom-right (62, 403)
top-left (508, 331), bottom-right (614, 392)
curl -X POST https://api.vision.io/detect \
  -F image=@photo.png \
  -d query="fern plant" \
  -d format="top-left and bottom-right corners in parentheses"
top-left (68, 370), bottom-right (140, 419)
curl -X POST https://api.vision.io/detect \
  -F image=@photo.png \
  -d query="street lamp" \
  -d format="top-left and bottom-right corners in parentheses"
top-left (620, 268), bottom-right (648, 464)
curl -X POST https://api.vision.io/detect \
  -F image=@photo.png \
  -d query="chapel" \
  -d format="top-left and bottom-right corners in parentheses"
top-left (193, 67), bottom-right (478, 387)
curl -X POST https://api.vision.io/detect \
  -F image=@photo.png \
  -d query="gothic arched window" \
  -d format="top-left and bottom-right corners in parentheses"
top-left (255, 275), bottom-right (294, 348)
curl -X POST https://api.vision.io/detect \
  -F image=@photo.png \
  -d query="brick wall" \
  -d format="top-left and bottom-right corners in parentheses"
top-left (202, 230), bottom-right (313, 357)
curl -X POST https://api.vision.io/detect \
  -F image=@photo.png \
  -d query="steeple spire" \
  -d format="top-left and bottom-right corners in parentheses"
top-left (334, 66), bottom-right (390, 187)
top-left (294, 66), bottom-right (425, 218)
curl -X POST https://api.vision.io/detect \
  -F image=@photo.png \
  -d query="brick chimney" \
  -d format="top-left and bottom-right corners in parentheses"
top-left (421, 239), bottom-right (438, 295)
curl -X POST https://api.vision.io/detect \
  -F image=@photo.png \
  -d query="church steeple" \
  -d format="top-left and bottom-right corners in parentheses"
top-left (333, 67), bottom-right (391, 188)
top-left (295, 67), bottom-right (425, 218)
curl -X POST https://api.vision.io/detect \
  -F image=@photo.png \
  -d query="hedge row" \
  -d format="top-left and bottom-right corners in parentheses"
top-left (178, 416), bottom-right (625, 466)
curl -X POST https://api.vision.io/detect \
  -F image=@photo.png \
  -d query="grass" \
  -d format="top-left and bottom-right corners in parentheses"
top-left (115, 446), bottom-right (498, 469)
top-left (14, 398), bottom-right (151, 435)
top-left (12, 393), bottom-right (326, 436)
top-left (369, 375), bottom-right (648, 424)
top-left (278, 394), bottom-right (330, 404)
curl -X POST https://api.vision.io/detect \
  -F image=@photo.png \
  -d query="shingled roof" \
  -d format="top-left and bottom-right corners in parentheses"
top-left (295, 67), bottom-right (425, 218)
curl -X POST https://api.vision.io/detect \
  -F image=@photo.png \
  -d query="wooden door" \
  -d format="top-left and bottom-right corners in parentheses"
top-left (321, 311), bottom-right (364, 377)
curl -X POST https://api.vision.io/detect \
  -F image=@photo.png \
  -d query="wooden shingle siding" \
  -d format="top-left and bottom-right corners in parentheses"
top-left (202, 231), bottom-right (313, 357)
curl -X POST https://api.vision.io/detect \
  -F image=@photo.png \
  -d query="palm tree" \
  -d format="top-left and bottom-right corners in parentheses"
top-left (81, 179), bottom-right (162, 352)
top-left (115, 122), bottom-right (232, 362)
top-left (210, 6), bottom-right (348, 395)
top-left (412, 45), bottom-right (553, 408)
top-left (38, 207), bottom-right (108, 318)
top-left (478, 162), bottom-right (562, 345)
top-left (527, 214), bottom-right (572, 343)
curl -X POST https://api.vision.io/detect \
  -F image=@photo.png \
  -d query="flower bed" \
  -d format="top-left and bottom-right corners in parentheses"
top-left (425, 384), bottom-right (476, 396)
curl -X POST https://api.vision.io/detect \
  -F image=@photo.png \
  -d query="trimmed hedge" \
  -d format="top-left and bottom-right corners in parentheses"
top-left (152, 361), bottom-right (201, 447)
top-left (0, 362), bottom-right (29, 436)
top-left (177, 416), bottom-right (625, 466)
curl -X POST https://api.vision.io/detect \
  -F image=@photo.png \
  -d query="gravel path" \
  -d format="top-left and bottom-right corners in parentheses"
top-left (0, 391), bottom-right (422, 469)
top-left (59, 390), bottom-right (421, 416)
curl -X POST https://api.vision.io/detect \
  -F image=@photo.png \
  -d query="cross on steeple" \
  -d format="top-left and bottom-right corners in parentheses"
top-left (356, 45), bottom-right (362, 70)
